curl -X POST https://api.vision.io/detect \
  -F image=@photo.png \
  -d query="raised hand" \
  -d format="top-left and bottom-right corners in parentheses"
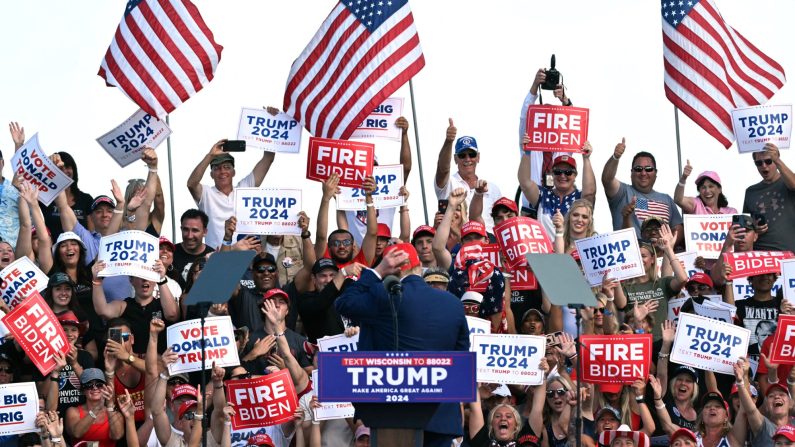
top-left (395, 116), bottom-right (409, 134)
top-left (322, 173), bottom-right (341, 200)
top-left (448, 187), bottom-right (467, 208)
top-left (581, 141), bottom-right (592, 159)
top-left (445, 118), bottom-right (457, 142)
top-left (682, 159), bottom-right (692, 178)
top-left (552, 209), bottom-right (564, 232)
top-left (9, 122), bottom-right (25, 149)
top-left (209, 140), bottom-right (226, 156)
top-left (141, 147), bottom-right (158, 168)
top-left (661, 319), bottom-right (676, 344)
top-left (614, 138), bottom-right (626, 160)
top-left (17, 180), bottom-right (39, 205)
top-left (474, 179), bottom-right (488, 195)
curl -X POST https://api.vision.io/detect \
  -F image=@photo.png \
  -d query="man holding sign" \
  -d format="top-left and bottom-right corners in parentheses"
top-left (744, 143), bottom-right (795, 253)
top-left (187, 139), bottom-right (277, 249)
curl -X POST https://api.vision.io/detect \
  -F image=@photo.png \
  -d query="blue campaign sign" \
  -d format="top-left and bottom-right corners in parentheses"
top-left (317, 351), bottom-right (476, 403)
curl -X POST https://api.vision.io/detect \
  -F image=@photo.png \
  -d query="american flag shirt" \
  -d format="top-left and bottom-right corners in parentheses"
top-left (635, 196), bottom-right (671, 224)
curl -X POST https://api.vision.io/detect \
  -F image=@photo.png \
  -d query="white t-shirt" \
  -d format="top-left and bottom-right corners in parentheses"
top-left (435, 171), bottom-right (502, 232)
top-left (198, 172), bottom-right (255, 249)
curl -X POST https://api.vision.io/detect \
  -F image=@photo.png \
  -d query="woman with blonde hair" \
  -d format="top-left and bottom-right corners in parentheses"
top-left (552, 199), bottom-right (595, 255)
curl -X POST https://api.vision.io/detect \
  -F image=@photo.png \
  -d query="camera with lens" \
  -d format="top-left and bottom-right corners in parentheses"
top-left (541, 54), bottom-right (561, 90)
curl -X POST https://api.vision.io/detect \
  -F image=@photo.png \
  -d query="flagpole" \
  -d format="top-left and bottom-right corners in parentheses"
top-left (165, 115), bottom-right (177, 240)
top-left (408, 79), bottom-right (430, 226)
top-left (674, 106), bottom-right (683, 175)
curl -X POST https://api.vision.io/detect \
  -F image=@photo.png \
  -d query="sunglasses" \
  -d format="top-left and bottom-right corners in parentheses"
top-left (231, 372), bottom-right (252, 380)
top-left (121, 332), bottom-right (131, 342)
top-left (687, 283), bottom-right (711, 292)
top-left (632, 166), bottom-right (656, 173)
top-left (552, 168), bottom-right (575, 177)
top-left (593, 307), bottom-right (605, 315)
top-left (456, 151), bottom-right (477, 159)
top-left (329, 239), bottom-right (353, 248)
top-left (754, 158), bottom-right (774, 167)
top-left (167, 378), bottom-right (188, 386)
top-left (463, 303), bottom-right (480, 314)
top-left (0, 367), bottom-right (12, 374)
top-left (546, 389), bottom-right (567, 397)
top-left (83, 382), bottom-right (104, 390)
top-left (254, 265), bottom-right (277, 274)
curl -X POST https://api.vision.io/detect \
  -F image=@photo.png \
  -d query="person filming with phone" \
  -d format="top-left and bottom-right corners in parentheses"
top-left (186, 132), bottom-right (277, 250)
top-left (743, 143), bottom-right (795, 252)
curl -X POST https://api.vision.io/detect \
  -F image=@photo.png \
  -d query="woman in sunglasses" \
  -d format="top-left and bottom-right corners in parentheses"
top-left (532, 375), bottom-right (577, 447)
top-left (518, 139), bottom-right (596, 240)
top-left (65, 368), bottom-right (124, 447)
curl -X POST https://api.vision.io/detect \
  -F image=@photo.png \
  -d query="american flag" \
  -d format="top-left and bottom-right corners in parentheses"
top-left (661, 0), bottom-right (786, 148)
top-left (283, 0), bottom-right (425, 139)
top-left (98, 0), bottom-right (223, 118)
top-left (635, 197), bottom-right (670, 223)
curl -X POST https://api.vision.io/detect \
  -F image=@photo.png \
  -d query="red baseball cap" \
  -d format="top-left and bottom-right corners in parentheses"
top-left (159, 236), bottom-right (176, 252)
top-left (263, 288), bottom-right (290, 303)
top-left (687, 272), bottom-right (714, 289)
top-left (383, 242), bottom-right (421, 271)
top-left (599, 383), bottom-right (623, 394)
top-left (412, 225), bottom-right (436, 242)
top-left (247, 434), bottom-right (275, 447)
top-left (552, 155), bottom-right (577, 169)
top-left (670, 428), bottom-right (697, 444)
top-left (767, 383), bottom-right (790, 397)
top-left (171, 384), bottom-right (198, 401)
top-left (775, 425), bottom-right (795, 442)
top-left (177, 400), bottom-right (198, 420)
top-left (491, 197), bottom-right (518, 215)
top-left (376, 223), bottom-right (392, 239)
top-left (57, 311), bottom-right (88, 335)
top-left (461, 221), bottom-right (487, 238)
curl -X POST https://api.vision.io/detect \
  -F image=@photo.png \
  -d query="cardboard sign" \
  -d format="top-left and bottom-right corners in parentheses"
top-left (351, 97), bottom-right (404, 141)
top-left (575, 229), bottom-right (645, 286)
top-left (311, 369), bottom-right (354, 421)
top-left (579, 334), bottom-right (651, 384)
top-left (1, 291), bottom-right (69, 376)
top-left (671, 313), bottom-right (750, 374)
top-left (781, 258), bottom-right (795, 304)
top-left (226, 369), bottom-right (298, 429)
top-left (684, 215), bottom-right (733, 259)
top-left (316, 351), bottom-right (476, 403)
top-left (98, 230), bottom-right (160, 282)
top-left (466, 316), bottom-right (491, 345)
top-left (0, 382), bottom-right (39, 435)
top-left (668, 297), bottom-right (689, 322)
top-left (306, 137), bottom-right (374, 188)
top-left (524, 105), bottom-right (589, 153)
top-left (493, 217), bottom-right (553, 270)
top-left (317, 332), bottom-right (359, 353)
top-left (769, 315), bottom-right (795, 365)
top-left (472, 334), bottom-right (546, 385)
top-left (732, 276), bottom-right (784, 301)
top-left (96, 108), bottom-right (172, 167)
top-left (234, 188), bottom-right (302, 236)
top-left (731, 104), bottom-right (792, 153)
top-left (237, 108), bottom-right (301, 153)
top-left (724, 251), bottom-right (795, 280)
top-left (10, 134), bottom-right (73, 206)
top-left (166, 316), bottom-right (239, 374)
top-left (336, 164), bottom-right (404, 210)
top-left (0, 257), bottom-right (48, 309)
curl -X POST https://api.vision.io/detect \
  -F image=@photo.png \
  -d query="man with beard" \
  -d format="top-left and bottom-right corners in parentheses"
top-left (314, 173), bottom-right (377, 270)
top-left (228, 252), bottom-right (280, 334)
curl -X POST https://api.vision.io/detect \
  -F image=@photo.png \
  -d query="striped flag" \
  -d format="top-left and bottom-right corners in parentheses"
top-left (635, 197), bottom-right (670, 224)
top-left (98, 0), bottom-right (223, 118)
top-left (661, 0), bottom-right (786, 148)
top-left (283, 0), bottom-right (425, 139)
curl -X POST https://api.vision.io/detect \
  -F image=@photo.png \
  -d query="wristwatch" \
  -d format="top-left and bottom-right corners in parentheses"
top-left (301, 230), bottom-right (311, 239)
top-left (126, 354), bottom-right (135, 364)
top-left (126, 214), bottom-right (137, 223)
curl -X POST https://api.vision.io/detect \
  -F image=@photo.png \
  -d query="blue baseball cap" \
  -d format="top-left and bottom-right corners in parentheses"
top-left (455, 136), bottom-right (478, 154)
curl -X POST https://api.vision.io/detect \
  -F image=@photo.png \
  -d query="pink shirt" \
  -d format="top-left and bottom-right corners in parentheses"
top-left (691, 196), bottom-right (738, 215)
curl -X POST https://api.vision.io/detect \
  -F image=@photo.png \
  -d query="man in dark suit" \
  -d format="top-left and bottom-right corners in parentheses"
top-left (336, 242), bottom-right (470, 447)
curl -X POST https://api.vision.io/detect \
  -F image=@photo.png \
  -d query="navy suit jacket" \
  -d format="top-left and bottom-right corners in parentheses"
top-left (335, 269), bottom-right (470, 436)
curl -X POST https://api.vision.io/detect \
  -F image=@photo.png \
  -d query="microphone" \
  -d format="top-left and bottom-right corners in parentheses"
top-left (383, 275), bottom-right (402, 351)
top-left (384, 275), bottom-right (403, 295)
